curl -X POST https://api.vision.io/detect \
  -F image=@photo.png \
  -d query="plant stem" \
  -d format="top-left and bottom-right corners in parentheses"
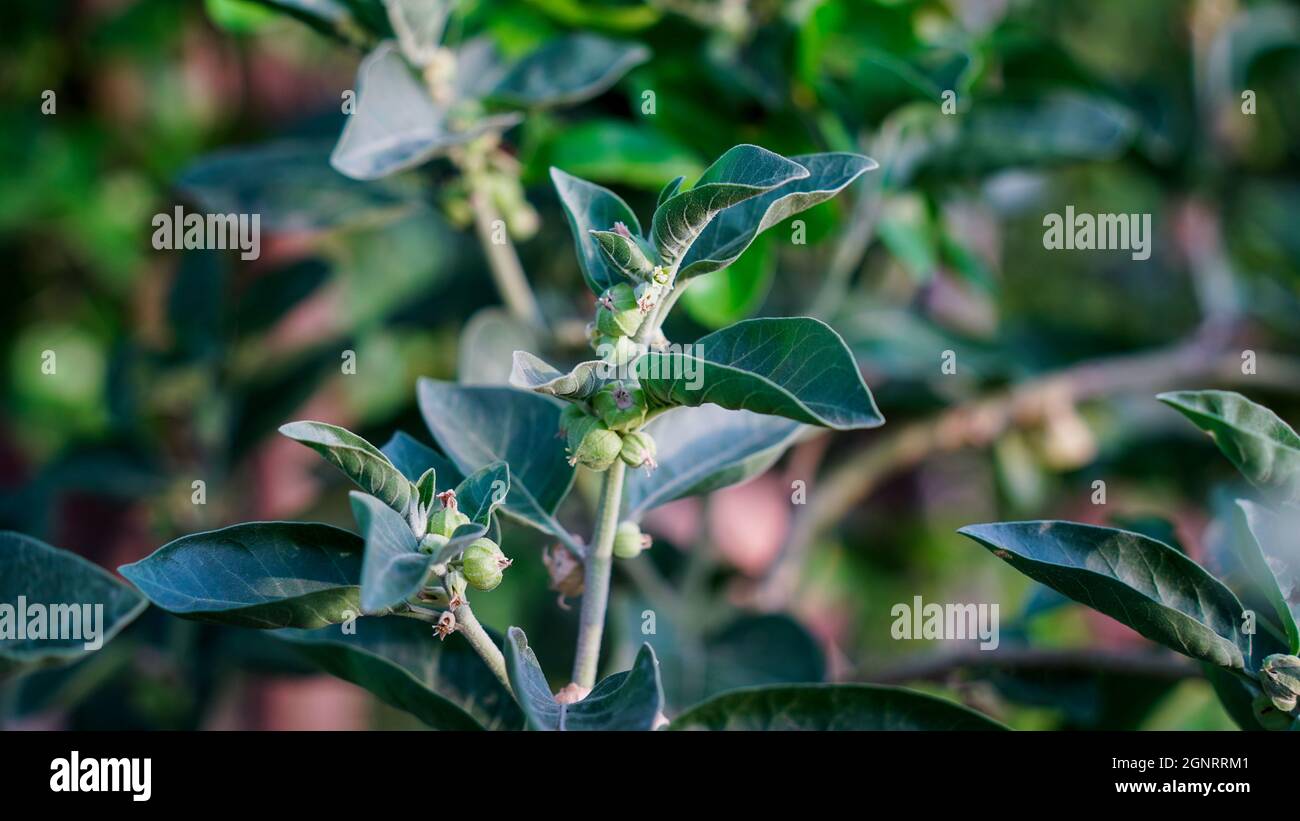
top-left (571, 459), bottom-right (627, 688)
top-left (467, 177), bottom-right (546, 331)
top-left (454, 603), bottom-right (514, 696)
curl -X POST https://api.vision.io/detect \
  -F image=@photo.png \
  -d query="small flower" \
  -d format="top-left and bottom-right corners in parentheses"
top-left (613, 222), bottom-right (632, 239)
top-left (434, 610), bottom-right (457, 641)
top-left (436, 489), bottom-right (458, 511)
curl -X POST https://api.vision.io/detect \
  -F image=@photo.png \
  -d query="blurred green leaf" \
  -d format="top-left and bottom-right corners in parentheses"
top-left (669, 684), bottom-right (1007, 730)
top-left (542, 119), bottom-right (705, 190)
top-left (491, 34), bottom-right (649, 109)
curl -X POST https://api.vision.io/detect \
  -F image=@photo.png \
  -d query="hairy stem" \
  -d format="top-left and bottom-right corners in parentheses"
top-left (454, 603), bottom-right (514, 696)
top-left (467, 177), bottom-right (546, 331)
top-left (572, 460), bottom-right (627, 688)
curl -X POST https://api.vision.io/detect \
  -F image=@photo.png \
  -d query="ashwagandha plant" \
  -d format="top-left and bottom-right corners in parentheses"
top-left (961, 390), bottom-right (1300, 732)
top-left (92, 143), bottom-right (1014, 730)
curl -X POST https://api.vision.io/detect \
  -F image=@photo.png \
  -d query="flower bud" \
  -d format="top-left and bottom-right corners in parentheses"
top-left (568, 425), bottom-right (623, 471)
top-left (594, 334), bottom-right (640, 367)
top-left (593, 382), bottom-right (647, 432)
top-left (619, 430), bottom-right (657, 470)
top-left (613, 521), bottom-right (652, 559)
top-left (596, 283), bottom-right (645, 338)
top-left (1260, 654), bottom-right (1300, 712)
top-left (428, 489), bottom-right (470, 538)
top-left (443, 569), bottom-right (469, 609)
top-left (461, 537), bottom-right (510, 591)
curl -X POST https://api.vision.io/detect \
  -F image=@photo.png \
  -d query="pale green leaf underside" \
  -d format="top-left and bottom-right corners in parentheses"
top-left (636, 317), bottom-right (883, 430)
top-left (1159, 390), bottom-right (1300, 503)
top-left (1, 532), bottom-right (147, 678)
top-left (622, 406), bottom-right (803, 520)
top-left (280, 420), bottom-right (413, 515)
top-left (668, 684), bottom-right (1008, 730)
top-left (504, 627), bottom-right (664, 730)
top-left (651, 144), bottom-right (808, 269)
top-left (678, 152), bottom-right (876, 279)
top-left (508, 351), bottom-right (606, 400)
top-left (959, 521), bottom-right (1250, 669)
top-left (1235, 500), bottom-right (1300, 653)
top-left (119, 522), bottom-right (364, 629)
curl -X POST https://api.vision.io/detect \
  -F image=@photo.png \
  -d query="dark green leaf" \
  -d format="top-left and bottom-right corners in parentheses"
top-left (380, 431), bottom-right (463, 486)
top-left (279, 421), bottom-right (413, 515)
top-left (1159, 390), bottom-right (1300, 503)
top-left (1, 532), bottom-right (147, 679)
top-left (636, 317), bottom-right (884, 430)
top-left (677, 152), bottom-right (875, 278)
top-left (651, 145), bottom-right (808, 270)
top-left (119, 523), bottom-right (364, 629)
top-left (417, 380), bottom-right (575, 536)
top-left (960, 521), bottom-right (1250, 669)
top-left (277, 616), bottom-right (522, 730)
top-left (622, 406), bottom-right (802, 519)
top-left (668, 684), bottom-right (1008, 730)
top-left (453, 461), bottom-right (510, 527)
top-left (492, 34), bottom-right (649, 109)
top-left (550, 167), bottom-right (642, 295)
top-left (352, 492), bottom-right (429, 614)
top-left (504, 627), bottom-right (664, 730)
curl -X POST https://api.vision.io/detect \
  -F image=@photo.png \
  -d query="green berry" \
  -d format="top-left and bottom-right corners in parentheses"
top-left (613, 522), bottom-right (652, 559)
top-left (596, 283), bottom-right (645, 337)
top-left (428, 490), bottom-right (470, 538)
top-left (564, 410), bottom-right (603, 455)
top-left (1260, 654), bottom-right (1300, 712)
top-left (594, 334), bottom-right (640, 367)
top-left (593, 382), bottom-right (647, 432)
top-left (619, 430), bottom-right (657, 469)
top-left (1252, 694), bottom-right (1295, 731)
top-left (570, 426), bottom-right (623, 471)
top-left (461, 538), bottom-right (509, 592)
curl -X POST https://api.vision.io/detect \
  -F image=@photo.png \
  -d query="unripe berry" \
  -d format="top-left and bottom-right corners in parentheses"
top-left (619, 430), bottom-right (657, 470)
top-left (569, 426), bottom-right (623, 471)
top-left (564, 410), bottom-right (603, 455)
top-left (461, 538), bottom-right (509, 592)
top-left (596, 283), bottom-right (645, 337)
top-left (594, 334), bottom-right (640, 367)
top-left (593, 382), bottom-right (647, 432)
top-left (1252, 694), bottom-right (1295, 731)
top-left (613, 521), bottom-right (652, 559)
top-left (428, 489), bottom-right (470, 538)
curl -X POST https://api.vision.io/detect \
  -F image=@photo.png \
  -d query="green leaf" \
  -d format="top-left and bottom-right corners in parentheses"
top-left (380, 431), bottom-right (463, 486)
top-left (279, 420), bottom-right (413, 516)
top-left (636, 317), bottom-right (884, 430)
top-left (621, 406), bottom-right (802, 520)
top-left (677, 152), bottom-right (875, 279)
top-left (178, 141), bottom-right (418, 231)
top-left (453, 461), bottom-right (511, 527)
top-left (119, 523), bottom-right (364, 629)
top-left (458, 306), bottom-right (542, 386)
top-left (491, 34), bottom-right (649, 109)
top-left (354, 492), bottom-right (457, 614)
top-left (591, 229), bottom-right (657, 280)
top-left (331, 42), bottom-right (521, 180)
top-left (1158, 390), bottom-right (1300, 503)
top-left (417, 380), bottom-right (575, 536)
top-left (246, 0), bottom-right (366, 43)
top-left (385, 0), bottom-right (451, 66)
top-left (668, 684), bottom-right (1008, 730)
top-left (679, 233), bottom-right (776, 328)
top-left (0, 532), bottom-right (147, 680)
top-left (277, 617), bottom-right (522, 730)
top-left (650, 145), bottom-right (808, 270)
top-left (657, 175), bottom-right (684, 207)
top-left (1234, 500), bottom-right (1300, 653)
top-left (959, 521), bottom-right (1250, 669)
top-left (550, 167), bottom-right (642, 295)
top-left (504, 627), bottom-right (664, 730)
top-left (508, 351), bottom-right (606, 400)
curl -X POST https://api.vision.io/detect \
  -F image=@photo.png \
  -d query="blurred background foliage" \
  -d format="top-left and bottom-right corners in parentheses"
top-left (2, 0), bottom-right (1298, 730)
